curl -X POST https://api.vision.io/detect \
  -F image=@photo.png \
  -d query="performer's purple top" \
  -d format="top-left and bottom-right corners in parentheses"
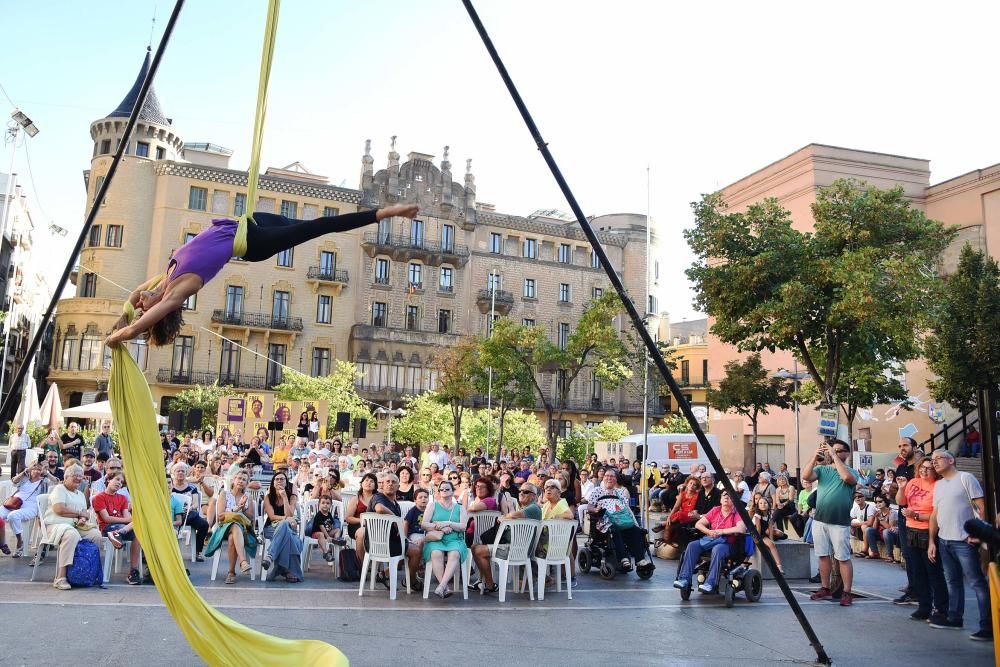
top-left (167, 218), bottom-right (237, 286)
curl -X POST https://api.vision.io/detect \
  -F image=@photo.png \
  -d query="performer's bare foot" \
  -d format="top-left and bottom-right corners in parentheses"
top-left (377, 204), bottom-right (419, 220)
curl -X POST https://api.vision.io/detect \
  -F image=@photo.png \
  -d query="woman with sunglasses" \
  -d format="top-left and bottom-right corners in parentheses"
top-left (347, 473), bottom-right (379, 566)
top-left (421, 480), bottom-right (469, 598)
top-left (897, 459), bottom-right (948, 622)
top-left (260, 470), bottom-right (303, 583)
top-left (204, 469), bottom-right (256, 584)
top-left (417, 468), bottom-right (434, 493)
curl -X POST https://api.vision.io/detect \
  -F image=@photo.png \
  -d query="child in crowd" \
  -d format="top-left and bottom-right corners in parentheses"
top-left (404, 488), bottom-right (430, 585)
top-left (309, 495), bottom-right (343, 562)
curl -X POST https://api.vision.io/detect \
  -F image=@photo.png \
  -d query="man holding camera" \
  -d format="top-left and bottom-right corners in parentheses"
top-left (802, 439), bottom-right (858, 606)
top-left (928, 450), bottom-right (992, 641)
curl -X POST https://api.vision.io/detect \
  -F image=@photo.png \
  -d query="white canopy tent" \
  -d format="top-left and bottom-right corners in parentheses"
top-left (62, 400), bottom-right (167, 425)
top-left (12, 373), bottom-right (40, 427)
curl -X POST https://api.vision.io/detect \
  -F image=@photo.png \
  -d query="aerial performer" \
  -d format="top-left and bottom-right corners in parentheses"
top-left (104, 204), bottom-right (419, 348)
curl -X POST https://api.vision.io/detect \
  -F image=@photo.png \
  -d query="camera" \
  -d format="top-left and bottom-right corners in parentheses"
top-left (965, 519), bottom-right (1000, 550)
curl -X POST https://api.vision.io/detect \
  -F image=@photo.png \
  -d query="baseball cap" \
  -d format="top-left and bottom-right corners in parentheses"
top-left (82, 449), bottom-right (96, 457)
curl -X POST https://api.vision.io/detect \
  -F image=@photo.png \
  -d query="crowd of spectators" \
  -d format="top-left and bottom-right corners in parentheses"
top-left (0, 424), bottom-right (994, 640)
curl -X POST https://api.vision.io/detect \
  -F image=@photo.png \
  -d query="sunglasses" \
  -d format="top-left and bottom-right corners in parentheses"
top-left (518, 490), bottom-right (535, 495)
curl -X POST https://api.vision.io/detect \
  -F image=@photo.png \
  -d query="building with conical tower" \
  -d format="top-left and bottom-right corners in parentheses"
top-left (49, 49), bottom-right (666, 440)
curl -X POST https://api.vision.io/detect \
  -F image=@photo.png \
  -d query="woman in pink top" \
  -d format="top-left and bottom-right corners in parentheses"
top-left (897, 459), bottom-right (948, 621)
top-left (105, 204), bottom-right (418, 347)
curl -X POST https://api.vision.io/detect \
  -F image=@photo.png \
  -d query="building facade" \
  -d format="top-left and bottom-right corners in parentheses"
top-left (49, 51), bottom-right (665, 440)
top-left (0, 171), bottom-right (53, 405)
top-left (707, 144), bottom-right (998, 473)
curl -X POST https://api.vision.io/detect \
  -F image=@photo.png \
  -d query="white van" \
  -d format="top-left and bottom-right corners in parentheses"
top-left (596, 433), bottom-right (720, 472)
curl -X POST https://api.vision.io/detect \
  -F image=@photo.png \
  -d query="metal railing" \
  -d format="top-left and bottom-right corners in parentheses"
top-left (363, 231), bottom-right (470, 257)
top-left (210, 309), bottom-right (304, 331)
top-left (476, 288), bottom-right (514, 303)
top-left (156, 368), bottom-right (279, 390)
top-left (306, 266), bottom-right (349, 283)
top-left (919, 408), bottom-right (979, 453)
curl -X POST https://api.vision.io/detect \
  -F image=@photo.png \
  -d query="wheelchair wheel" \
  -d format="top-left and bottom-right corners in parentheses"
top-left (636, 561), bottom-right (655, 580)
top-left (679, 584), bottom-right (691, 601)
top-left (743, 569), bottom-right (763, 602)
top-left (578, 548), bottom-right (592, 574)
top-left (723, 579), bottom-right (735, 608)
top-left (599, 562), bottom-right (616, 580)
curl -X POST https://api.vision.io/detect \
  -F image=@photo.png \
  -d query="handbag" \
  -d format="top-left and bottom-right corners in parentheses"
top-left (608, 506), bottom-right (637, 529)
top-left (3, 496), bottom-right (22, 510)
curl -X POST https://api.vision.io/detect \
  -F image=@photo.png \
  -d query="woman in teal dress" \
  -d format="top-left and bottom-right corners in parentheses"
top-left (421, 480), bottom-right (469, 598)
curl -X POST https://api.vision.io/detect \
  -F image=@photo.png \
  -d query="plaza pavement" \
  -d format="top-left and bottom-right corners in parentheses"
top-left (0, 538), bottom-right (993, 666)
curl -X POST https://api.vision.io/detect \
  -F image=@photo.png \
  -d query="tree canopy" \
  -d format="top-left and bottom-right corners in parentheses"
top-left (686, 179), bottom-right (956, 410)
top-left (926, 244), bottom-right (1000, 411)
top-left (707, 353), bottom-right (791, 455)
top-left (390, 391), bottom-right (453, 446)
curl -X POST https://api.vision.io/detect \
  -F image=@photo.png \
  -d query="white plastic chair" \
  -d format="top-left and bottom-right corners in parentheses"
top-left (357, 512), bottom-right (410, 600)
top-left (298, 499), bottom-right (324, 573)
top-left (488, 518), bottom-right (539, 602)
top-left (172, 493), bottom-right (197, 563)
top-left (29, 495), bottom-right (58, 581)
top-left (422, 546), bottom-right (471, 600)
top-left (470, 511), bottom-right (501, 545)
top-left (398, 501), bottom-right (415, 517)
top-left (534, 519), bottom-right (576, 600)
top-left (101, 534), bottom-right (143, 583)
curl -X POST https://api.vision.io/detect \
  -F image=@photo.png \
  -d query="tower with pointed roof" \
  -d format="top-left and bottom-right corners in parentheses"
top-left (89, 47), bottom-right (184, 162)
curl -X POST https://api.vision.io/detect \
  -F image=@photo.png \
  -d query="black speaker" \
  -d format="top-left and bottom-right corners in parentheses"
top-left (353, 418), bottom-right (367, 439)
top-left (636, 445), bottom-right (646, 463)
top-left (188, 408), bottom-right (203, 428)
top-left (267, 421), bottom-right (284, 432)
top-left (335, 412), bottom-right (350, 433)
top-left (168, 411), bottom-right (185, 431)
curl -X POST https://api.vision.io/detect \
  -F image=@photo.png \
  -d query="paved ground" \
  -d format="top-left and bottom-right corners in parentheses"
top-left (0, 543), bottom-right (994, 666)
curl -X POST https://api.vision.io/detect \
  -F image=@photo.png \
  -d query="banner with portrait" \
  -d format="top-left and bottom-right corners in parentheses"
top-left (216, 395), bottom-right (327, 448)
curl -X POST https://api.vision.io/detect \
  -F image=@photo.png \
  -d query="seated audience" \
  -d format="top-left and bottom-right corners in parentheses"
top-left (673, 490), bottom-right (746, 594)
top-left (44, 464), bottom-right (103, 590)
top-left (203, 470), bottom-right (256, 584)
top-left (260, 470), bottom-right (303, 583)
top-left (0, 462), bottom-right (56, 557)
top-left (92, 472), bottom-right (143, 584)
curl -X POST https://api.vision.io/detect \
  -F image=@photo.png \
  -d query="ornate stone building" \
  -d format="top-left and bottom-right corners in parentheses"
top-left (49, 50), bottom-right (666, 439)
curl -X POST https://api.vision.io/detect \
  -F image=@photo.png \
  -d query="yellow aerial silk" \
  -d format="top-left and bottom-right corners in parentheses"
top-left (107, 2), bottom-right (346, 663)
top-left (108, 303), bottom-right (347, 666)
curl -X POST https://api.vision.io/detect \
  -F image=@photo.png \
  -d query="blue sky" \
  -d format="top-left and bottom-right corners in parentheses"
top-left (2, 0), bottom-right (998, 319)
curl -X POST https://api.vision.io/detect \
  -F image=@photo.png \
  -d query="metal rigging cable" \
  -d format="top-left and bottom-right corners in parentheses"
top-left (460, 1), bottom-right (832, 664)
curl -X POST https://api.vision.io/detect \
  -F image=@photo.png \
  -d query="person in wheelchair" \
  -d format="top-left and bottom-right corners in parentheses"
top-left (673, 490), bottom-right (746, 593)
top-left (587, 468), bottom-right (653, 573)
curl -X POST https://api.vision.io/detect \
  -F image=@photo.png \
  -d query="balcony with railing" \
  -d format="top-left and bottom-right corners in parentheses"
top-left (306, 266), bottom-right (350, 291)
top-left (362, 231), bottom-right (470, 266)
top-left (475, 288), bottom-right (514, 315)
top-left (351, 323), bottom-right (461, 348)
top-left (210, 309), bottom-right (304, 332)
top-left (156, 368), bottom-right (279, 390)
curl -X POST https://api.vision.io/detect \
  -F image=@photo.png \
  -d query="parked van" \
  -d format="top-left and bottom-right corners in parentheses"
top-left (596, 433), bottom-right (721, 471)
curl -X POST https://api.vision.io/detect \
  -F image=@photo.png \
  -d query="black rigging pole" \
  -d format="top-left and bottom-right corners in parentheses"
top-left (460, 1), bottom-right (831, 664)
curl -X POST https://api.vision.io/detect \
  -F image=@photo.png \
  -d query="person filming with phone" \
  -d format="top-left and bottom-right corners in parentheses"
top-left (801, 439), bottom-right (858, 606)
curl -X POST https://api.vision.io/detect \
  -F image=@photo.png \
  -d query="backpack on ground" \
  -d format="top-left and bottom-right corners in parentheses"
top-left (337, 549), bottom-right (361, 582)
top-left (66, 540), bottom-right (103, 588)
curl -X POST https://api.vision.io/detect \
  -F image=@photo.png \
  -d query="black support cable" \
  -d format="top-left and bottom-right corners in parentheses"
top-left (460, 2), bottom-right (831, 664)
top-left (0, 0), bottom-right (186, 429)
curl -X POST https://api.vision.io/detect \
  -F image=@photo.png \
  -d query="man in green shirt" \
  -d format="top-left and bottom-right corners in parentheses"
top-left (801, 439), bottom-right (857, 606)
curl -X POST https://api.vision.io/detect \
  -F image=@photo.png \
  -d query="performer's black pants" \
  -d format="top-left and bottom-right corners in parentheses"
top-left (243, 210), bottom-right (378, 262)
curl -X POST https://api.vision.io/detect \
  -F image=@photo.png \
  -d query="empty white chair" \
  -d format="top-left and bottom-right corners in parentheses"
top-left (488, 518), bottom-right (539, 602)
top-left (357, 512), bottom-right (409, 600)
top-left (398, 500), bottom-right (415, 517)
top-left (534, 519), bottom-right (576, 600)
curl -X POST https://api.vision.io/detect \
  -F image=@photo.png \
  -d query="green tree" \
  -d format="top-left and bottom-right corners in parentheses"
top-left (391, 391), bottom-right (453, 446)
top-left (487, 291), bottom-right (632, 448)
top-left (477, 321), bottom-right (537, 457)
top-left (432, 337), bottom-right (481, 449)
top-left (651, 413), bottom-right (693, 433)
top-left (926, 244), bottom-right (1000, 411)
top-left (558, 428), bottom-right (595, 465)
top-left (272, 360), bottom-right (369, 434)
top-left (462, 408), bottom-right (545, 454)
top-left (686, 179), bottom-right (956, 413)
top-left (706, 353), bottom-right (791, 462)
top-left (592, 419), bottom-right (631, 443)
top-left (172, 382), bottom-right (234, 431)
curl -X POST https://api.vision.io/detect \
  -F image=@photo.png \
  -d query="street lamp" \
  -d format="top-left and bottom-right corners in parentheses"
top-left (374, 402), bottom-right (405, 447)
top-left (776, 363), bottom-right (810, 484)
top-left (485, 270), bottom-right (499, 459)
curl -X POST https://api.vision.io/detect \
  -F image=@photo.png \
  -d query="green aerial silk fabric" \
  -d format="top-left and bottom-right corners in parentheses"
top-left (108, 318), bottom-right (347, 665)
